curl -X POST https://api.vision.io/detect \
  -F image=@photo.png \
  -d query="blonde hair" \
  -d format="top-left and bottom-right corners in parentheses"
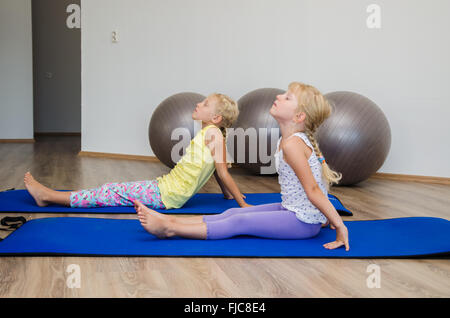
top-left (210, 93), bottom-right (239, 138)
top-left (209, 93), bottom-right (239, 168)
top-left (287, 82), bottom-right (342, 188)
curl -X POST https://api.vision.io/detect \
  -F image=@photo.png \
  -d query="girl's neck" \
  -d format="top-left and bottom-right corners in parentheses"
top-left (202, 121), bottom-right (215, 129)
top-left (278, 122), bottom-right (304, 140)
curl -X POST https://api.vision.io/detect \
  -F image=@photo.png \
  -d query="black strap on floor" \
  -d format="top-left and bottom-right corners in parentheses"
top-left (0, 216), bottom-right (27, 241)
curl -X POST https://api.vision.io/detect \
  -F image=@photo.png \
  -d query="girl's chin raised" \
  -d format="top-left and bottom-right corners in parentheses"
top-left (269, 109), bottom-right (280, 121)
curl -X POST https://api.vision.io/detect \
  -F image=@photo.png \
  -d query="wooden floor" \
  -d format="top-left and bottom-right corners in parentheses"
top-left (0, 135), bottom-right (449, 298)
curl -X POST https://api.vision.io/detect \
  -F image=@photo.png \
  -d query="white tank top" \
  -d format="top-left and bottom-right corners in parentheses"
top-left (274, 132), bottom-right (328, 224)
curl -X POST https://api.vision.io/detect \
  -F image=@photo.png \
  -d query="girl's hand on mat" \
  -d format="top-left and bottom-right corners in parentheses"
top-left (240, 203), bottom-right (253, 208)
top-left (323, 225), bottom-right (349, 251)
top-left (225, 193), bottom-right (246, 200)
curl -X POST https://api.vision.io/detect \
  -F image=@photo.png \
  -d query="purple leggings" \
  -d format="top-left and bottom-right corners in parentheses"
top-left (203, 203), bottom-right (322, 240)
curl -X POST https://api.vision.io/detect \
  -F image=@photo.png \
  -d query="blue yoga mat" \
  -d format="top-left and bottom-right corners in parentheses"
top-left (0, 190), bottom-right (352, 216)
top-left (0, 217), bottom-right (448, 258)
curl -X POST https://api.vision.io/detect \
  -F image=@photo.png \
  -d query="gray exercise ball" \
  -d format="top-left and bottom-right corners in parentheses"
top-left (231, 88), bottom-right (284, 175)
top-left (317, 91), bottom-right (391, 186)
top-left (149, 92), bottom-right (206, 168)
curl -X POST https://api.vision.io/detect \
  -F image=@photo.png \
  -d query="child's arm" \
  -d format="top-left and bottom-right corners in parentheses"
top-left (215, 164), bottom-right (250, 207)
top-left (206, 128), bottom-right (251, 208)
top-left (214, 170), bottom-right (247, 201)
top-left (214, 170), bottom-right (233, 199)
top-left (283, 137), bottom-right (349, 251)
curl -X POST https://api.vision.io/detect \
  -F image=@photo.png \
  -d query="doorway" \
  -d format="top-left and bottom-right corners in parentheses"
top-left (32, 0), bottom-right (81, 136)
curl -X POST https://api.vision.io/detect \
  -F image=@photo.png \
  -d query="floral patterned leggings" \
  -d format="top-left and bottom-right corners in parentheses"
top-left (69, 180), bottom-right (166, 209)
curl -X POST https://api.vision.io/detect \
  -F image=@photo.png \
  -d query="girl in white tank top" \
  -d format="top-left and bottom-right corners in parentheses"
top-left (275, 132), bottom-right (328, 225)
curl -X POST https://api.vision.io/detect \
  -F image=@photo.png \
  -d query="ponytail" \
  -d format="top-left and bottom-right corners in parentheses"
top-left (217, 126), bottom-right (233, 168)
top-left (305, 129), bottom-right (342, 189)
top-left (219, 126), bottom-right (227, 139)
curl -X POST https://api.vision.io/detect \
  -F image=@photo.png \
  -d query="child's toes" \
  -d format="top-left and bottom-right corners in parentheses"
top-left (139, 218), bottom-right (147, 225)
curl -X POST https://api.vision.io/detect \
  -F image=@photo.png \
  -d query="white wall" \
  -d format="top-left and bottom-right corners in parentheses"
top-left (0, 0), bottom-right (33, 139)
top-left (303, 0), bottom-right (450, 178)
top-left (81, 0), bottom-right (307, 154)
top-left (81, 0), bottom-right (450, 178)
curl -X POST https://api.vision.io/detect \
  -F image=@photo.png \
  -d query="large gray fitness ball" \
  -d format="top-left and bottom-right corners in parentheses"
top-left (317, 91), bottom-right (391, 185)
top-left (149, 92), bottom-right (206, 168)
top-left (231, 88), bottom-right (284, 175)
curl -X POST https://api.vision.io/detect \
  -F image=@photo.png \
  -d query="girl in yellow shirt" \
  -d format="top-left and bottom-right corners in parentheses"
top-left (23, 93), bottom-right (250, 209)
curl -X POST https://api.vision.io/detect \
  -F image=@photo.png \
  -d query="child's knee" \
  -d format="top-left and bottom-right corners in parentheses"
top-left (227, 213), bottom-right (252, 228)
top-left (221, 207), bottom-right (240, 217)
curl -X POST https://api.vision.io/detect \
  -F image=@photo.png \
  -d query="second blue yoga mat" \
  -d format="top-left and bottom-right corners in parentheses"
top-left (0, 190), bottom-right (352, 216)
top-left (0, 217), bottom-right (448, 258)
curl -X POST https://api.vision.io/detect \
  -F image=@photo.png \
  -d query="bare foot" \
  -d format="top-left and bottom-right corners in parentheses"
top-left (132, 199), bottom-right (174, 222)
top-left (23, 172), bottom-right (51, 207)
top-left (134, 200), bottom-right (172, 239)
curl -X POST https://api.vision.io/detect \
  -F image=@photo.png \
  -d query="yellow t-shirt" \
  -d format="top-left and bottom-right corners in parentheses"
top-left (157, 124), bottom-right (217, 209)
